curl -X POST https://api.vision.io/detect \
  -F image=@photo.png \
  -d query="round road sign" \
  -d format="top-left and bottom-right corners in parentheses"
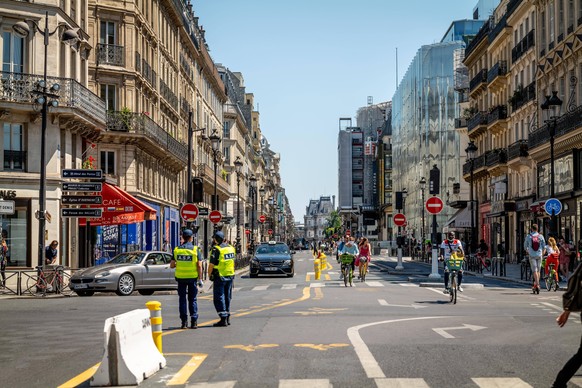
top-left (245, 229), bottom-right (251, 235)
top-left (394, 213), bottom-right (406, 226)
top-left (425, 196), bottom-right (444, 215)
top-left (545, 198), bottom-right (562, 216)
top-left (259, 214), bottom-right (267, 223)
top-left (180, 203), bottom-right (199, 221)
top-left (209, 210), bottom-right (222, 224)
top-left (268, 229), bottom-right (273, 235)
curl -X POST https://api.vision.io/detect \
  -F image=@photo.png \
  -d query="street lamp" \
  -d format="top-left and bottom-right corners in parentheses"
top-left (466, 141), bottom-right (478, 256)
top-left (234, 157), bottom-right (243, 252)
top-left (259, 187), bottom-right (265, 242)
top-left (541, 91), bottom-right (563, 238)
top-left (209, 129), bottom-right (221, 212)
top-left (13, 12), bottom-right (79, 268)
top-left (249, 174), bottom-right (257, 253)
top-left (419, 177), bottom-right (426, 261)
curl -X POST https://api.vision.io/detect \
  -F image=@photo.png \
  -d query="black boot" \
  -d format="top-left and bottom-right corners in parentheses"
top-left (180, 321), bottom-right (187, 329)
top-left (226, 316), bottom-right (231, 325)
top-left (213, 317), bottom-right (228, 327)
top-left (190, 319), bottom-right (197, 329)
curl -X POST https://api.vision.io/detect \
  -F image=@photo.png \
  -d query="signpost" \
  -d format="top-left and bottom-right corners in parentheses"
top-left (62, 195), bottom-right (103, 205)
top-left (0, 200), bottom-right (15, 215)
top-left (180, 203), bottom-right (199, 222)
top-left (259, 214), bottom-right (267, 223)
top-left (198, 207), bottom-right (209, 217)
top-left (62, 182), bottom-right (102, 192)
top-left (61, 208), bottom-right (103, 218)
top-left (394, 213), bottom-right (406, 226)
top-left (62, 169), bottom-right (103, 179)
top-left (425, 196), bottom-right (444, 214)
top-left (268, 229), bottom-right (273, 235)
top-left (544, 198), bottom-right (562, 216)
top-left (209, 210), bottom-right (222, 224)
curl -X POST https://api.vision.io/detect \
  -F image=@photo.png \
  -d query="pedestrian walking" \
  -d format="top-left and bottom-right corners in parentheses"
top-left (524, 224), bottom-right (546, 294)
top-left (559, 237), bottom-right (572, 281)
top-left (0, 238), bottom-right (7, 287)
top-left (440, 231), bottom-right (465, 293)
top-left (208, 231), bottom-right (235, 327)
top-left (162, 239), bottom-right (172, 253)
top-left (45, 240), bottom-right (58, 265)
top-left (170, 229), bottom-right (203, 329)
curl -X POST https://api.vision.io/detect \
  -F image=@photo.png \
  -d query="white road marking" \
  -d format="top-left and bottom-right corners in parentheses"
top-left (282, 284), bottom-right (297, 290)
top-left (187, 381), bottom-right (237, 387)
top-left (347, 316), bottom-right (448, 378)
top-left (310, 283), bottom-right (325, 288)
top-left (365, 281), bottom-right (384, 287)
top-left (378, 299), bottom-right (426, 309)
top-left (375, 378), bottom-right (429, 387)
top-left (432, 324), bottom-right (487, 339)
top-left (570, 377), bottom-right (582, 386)
top-left (279, 379), bottom-right (331, 387)
top-left (399, 283), bottom-right (418, 287)
top-left (252, 285), bottom-right (269, 291)
top-left (472, 377), bottom-right (532, 387)
top-left (540, 302), bottom-right (563, 311)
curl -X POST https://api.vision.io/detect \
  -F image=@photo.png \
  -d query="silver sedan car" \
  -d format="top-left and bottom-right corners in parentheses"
top-left (69, 251), bottom-right (177, 296)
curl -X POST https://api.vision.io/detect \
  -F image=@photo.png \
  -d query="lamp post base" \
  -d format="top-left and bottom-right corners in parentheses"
top-left (428, 248), bottom-right (441, 279)
top-left (395, 247), bottom-right (404, 270)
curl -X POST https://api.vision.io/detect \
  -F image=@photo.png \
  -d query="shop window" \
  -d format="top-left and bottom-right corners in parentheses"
top-left (100, 150), bottom-right (115, 175)
top-left (3, 123), bottom-right (24, 171)
top-left (1, 206), bottom-right (28, 267)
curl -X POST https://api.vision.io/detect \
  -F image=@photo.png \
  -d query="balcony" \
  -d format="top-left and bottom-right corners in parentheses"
top-left (507, 140), bottom-right (532, 172)
top-left (467, 111), bottom-right (488, 136)
top-left (488, 14), bottom-right (508, 43)
top-left (105, 111), bottom-right (187, 169)
top-left (511, 30), bottom-right (535, 63)
top-left (97, 44), bottom-right (124, 67)
top-left (3, 150), bottom-right (26, 171)
top-left (0, 71), bottom-right (106, 131)
top-left (159, 79), bottom-right (178, 110)
top-left (455, 118), bottom-right (467, 129)
top-left (487, 105), bottom-right (508, 135)
top-left (465, 18), bottom-right (491, 59)
top-left (462, 152), bottom-right (487, 177)
top-left (197, 162), bottom-right (231, 200)
top-left (510, 81), bottom-right (536, 112)
top-left (506, 0), bottom-right (524, 18)
top-left (469, 69), bottom-right (488, 96)
top-left (486, 148), bottom-right (508, 176)
top-left (487, 60), bottom-right (507, 91)
top-left (529, 105), bottom-right (582, 150)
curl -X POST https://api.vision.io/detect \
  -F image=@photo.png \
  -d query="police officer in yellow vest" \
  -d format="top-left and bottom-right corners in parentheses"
top-left (208, 230), bottom-right (235, 327)
top-left (170, 228), bottom-right (203, 329)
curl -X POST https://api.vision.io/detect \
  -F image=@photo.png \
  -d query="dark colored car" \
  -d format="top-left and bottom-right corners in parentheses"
top-left (69, 251), bottom-right (176, 296)
top-left (249, 241), bottom-right (294, 278)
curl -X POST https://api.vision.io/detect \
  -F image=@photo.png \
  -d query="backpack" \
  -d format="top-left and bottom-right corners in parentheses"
top-left (531, 234), bottom-right (540, 251)
top-left (563, 262), bottom-right (582, 311)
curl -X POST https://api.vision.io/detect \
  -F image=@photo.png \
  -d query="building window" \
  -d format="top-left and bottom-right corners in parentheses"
top-left (2, 31), bottom-right (24, 73)
top-left (100, 84), bottom-right (117, 111)
top-left (100, 21), bottom-right (116, 45)
top-left (100, 150), bottom-right (115, 175)
top-left (3, 123), bottom-right (24, 170)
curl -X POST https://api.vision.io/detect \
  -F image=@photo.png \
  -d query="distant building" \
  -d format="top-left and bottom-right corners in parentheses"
top-left (304, 196), bottom-right (335, 244)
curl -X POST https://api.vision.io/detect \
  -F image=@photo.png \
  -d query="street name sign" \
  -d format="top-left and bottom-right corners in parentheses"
top-left (62, 169), bottom-right (103, 179)
top-left (426, 196), bottom-right (444, 215)
top-left (0, 200), bottom-right (15, 215)
top-left (61, 208), bottom-right (102, 218)
top-left (198, 207), bottom-right (209, 216)
top-left (62, 182), bottom-right (103, 192)
top-left (62, 195), bottom-right (103, 205)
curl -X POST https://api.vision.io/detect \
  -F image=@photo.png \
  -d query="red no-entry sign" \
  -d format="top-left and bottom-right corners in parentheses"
top-left (394, 213), bottom-right (406, 226)
top-left (259, 214), bottom-right (266, 223)
top-left (426, 196), bottom-right (444, 214)
top-left (209, 210), bottom-right (222, 224)
top-left (268, 229), bottom-right (273, 235)
top-left (180, 203), bottom-right (199, 221)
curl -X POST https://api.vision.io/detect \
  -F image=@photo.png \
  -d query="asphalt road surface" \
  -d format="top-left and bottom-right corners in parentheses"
top-left (1, 250), bottom-right (580, 387)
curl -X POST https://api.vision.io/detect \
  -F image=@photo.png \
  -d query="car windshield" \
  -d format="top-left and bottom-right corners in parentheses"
top-left (256, 245), bottom-right (289, 255)
top-left (107, 252), bottom-right (145, 265)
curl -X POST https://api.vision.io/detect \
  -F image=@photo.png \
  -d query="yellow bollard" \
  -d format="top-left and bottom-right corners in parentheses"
top-left (146, 301), bottom-right (163, 354)
top-left (314, 259), bottom-right (321, 280)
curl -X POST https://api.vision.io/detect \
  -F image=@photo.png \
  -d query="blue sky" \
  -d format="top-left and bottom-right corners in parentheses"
top-left (194, 0), bottom-right (478, 221)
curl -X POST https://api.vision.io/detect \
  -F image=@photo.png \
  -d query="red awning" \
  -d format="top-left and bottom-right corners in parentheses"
top-left (79, 183), bottom-right (157, 226)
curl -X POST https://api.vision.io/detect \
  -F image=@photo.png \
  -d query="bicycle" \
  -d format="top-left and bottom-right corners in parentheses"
top-left (358, 256), bottom-right (369, 282)
top-left (446, 256), bottom-right (464, 304)
top-left (476, 251), bottom-right (491, 272)
top-left (24, 266), bottom-right (74, 297)
top-left (339, 253), bottom-right (355, 287)
top-left (545, 262), bottom-right (560, 292)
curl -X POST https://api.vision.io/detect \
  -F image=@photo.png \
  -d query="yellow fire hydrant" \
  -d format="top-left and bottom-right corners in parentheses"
top-left (314, 258), bottom-right (321, 280)
top-left (146, 301), bottom-right (163, 354)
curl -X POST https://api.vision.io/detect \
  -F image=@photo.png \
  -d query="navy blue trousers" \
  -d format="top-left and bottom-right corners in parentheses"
top-left (177, 279), bottom-right (198, 323)
top-left (213, 276), bottom-right (233, 318)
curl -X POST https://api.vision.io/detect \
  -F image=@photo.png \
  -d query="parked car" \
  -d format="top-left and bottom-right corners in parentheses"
top-left (69, 251), bottom-right (176, 296)
top-left (249, 241), bottom-right (294, 278)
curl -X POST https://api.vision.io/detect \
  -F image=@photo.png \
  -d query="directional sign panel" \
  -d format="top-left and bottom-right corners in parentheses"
top-left (62, 182), bottom-right (103, 192)
top-left (198, 207), bottom-right (209, 217)
top-left (545, 198), bottom-right (562, 216)
top-left (61, 208), bottom-right (103, 218)
top-left (62, 195), bottom-right (103, 205)
top-left (0, 200), bottom-right (15, 215)
top-left (62, 169), bottom-right (103, 179)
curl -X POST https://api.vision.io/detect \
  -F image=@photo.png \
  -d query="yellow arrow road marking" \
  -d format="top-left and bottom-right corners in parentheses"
top-left (224, 344), bottom-right (279, 352)
top-left (306, 273), bottom-right (311, 281)
top-left (294, 344), bottom-right (349, 351)
top-left (166, 353), bottom-right (208, 385)
top-left (314, 288), bottom-right (324, 300)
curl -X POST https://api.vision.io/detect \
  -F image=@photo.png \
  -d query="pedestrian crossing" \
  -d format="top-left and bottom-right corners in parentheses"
top-left (233, 279), bottom-right (419, 293)
top-left (178, 376), bottom-right (573, 387)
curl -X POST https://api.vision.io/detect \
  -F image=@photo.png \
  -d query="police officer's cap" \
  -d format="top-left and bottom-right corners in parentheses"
top-left (182, 229), bottom-right (193, 237)
top-left (214, 231), bottom-right (224, 242)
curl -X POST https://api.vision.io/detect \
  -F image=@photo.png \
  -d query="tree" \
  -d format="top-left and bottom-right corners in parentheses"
top-left (324, 210), bottom-right (342, 238)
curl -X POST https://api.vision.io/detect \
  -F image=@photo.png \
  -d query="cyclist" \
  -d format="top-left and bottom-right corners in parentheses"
top-left (337, 236), bottom-right (348, 280)
top-left (339, 237), bottom-right (359, 281)
top-left (357, 237), bottom-right (371, 279)
top-left (440, 231), bottom-right (465, 293)
top-left (545, 237), bottom-right (560, 284)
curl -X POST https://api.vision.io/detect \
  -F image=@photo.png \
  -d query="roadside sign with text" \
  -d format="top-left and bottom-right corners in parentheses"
top-left (62, 195), bottom-right (103, 205)
top-left (62, 182), bottom-right (103, 192)
top-left (61, 208), bottom-right (103, 218)
top-left (0, 200), bottom-right (15, 215)
top-left (198, 207), bottom-right (209, 216)
top-left (62, 169), bottom-right (103, 179)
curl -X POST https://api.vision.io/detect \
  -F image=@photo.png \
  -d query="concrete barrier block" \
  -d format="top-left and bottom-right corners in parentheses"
top-left (91, 309), bottom-right (166, 386)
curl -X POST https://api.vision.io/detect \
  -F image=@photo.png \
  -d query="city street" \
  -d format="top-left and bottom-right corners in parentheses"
top-left (1, 250), bottom-right (579, 387)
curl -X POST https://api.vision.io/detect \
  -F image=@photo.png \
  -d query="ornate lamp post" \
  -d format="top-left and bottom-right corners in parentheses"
top-left (13, 13), bottom-right (78, 267)
top-left (259, 187), bottom-right (265, 242)
top-left (466, 141), bottom-right (478, 256)
top-left (209, 129), bottom-right (221, 213)
top-left (249, 174), bottom-right (257, 253)
top-left (234, 157), bottom-right (243, 252)
top-left (541, 91), bottom-right (563, 238)
top-left (419, 177), bottom-right (426, 260)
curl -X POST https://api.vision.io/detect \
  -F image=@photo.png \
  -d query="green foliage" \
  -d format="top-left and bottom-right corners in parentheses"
top-left (324, 210), bottom-right (342, 238)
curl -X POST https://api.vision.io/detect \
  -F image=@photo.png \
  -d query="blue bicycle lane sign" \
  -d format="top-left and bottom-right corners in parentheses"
top-left (545, 198), bottom-right (562, 216)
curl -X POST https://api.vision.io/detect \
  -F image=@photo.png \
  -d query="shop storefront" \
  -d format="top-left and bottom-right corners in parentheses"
top-left (0, 195), bottom-right (29, 267)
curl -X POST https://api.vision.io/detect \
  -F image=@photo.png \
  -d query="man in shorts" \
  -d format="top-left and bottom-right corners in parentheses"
top-left (524, 224), bottom-right (546, 293)
top-left (440, 231), bottom-right (464, 293)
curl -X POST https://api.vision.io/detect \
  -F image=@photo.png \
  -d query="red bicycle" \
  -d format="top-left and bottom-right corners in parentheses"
top-left (476, 251), bottom-right (491, 272)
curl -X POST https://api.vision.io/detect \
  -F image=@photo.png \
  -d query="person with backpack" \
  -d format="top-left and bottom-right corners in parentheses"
top-left (524, 224), bottom-right (546, 294)
top-left (551, 262), bottom-right (582, 387)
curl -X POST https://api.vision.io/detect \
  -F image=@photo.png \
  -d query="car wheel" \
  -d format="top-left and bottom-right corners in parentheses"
top-left (115, 273), bottom-right (135, 296)
top-left (138, 289), bottom-right (155, 296)
top-left (249, 273), bottom-right (258, 278)
top-left (75, 291), bottom-right (95, 297)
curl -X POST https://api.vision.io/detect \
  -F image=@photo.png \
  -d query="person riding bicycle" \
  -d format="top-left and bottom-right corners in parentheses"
top-left (339, 237), bottom-right (359, 280)
top-left (440, 231), bottom-right (465, 293)
top-left (545, 237), bottom-right (560, 284)
top-left (357, 237), bottom-right (371, 279)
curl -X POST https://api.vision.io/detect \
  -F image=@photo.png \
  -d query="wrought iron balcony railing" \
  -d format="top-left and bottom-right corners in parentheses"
top-left (486, 148), bottom-right (508, 167)
top-left (3, 150), bottom-right (26, 171)
top-left (529, 105), bottom-right (582, 149)
top-left (455, 118), bottom-right (467, 129)
top-left (467, 111), bottom-right (488, 133)
top-left (106, 111), bottom-right (187, 161)
top-left (507, 140), bottom-right (528, 160)
top-left (463, 153), bottom-right (488, 175)
top-left (488, 14), bottom-right (507, 43)
top-left (510, 81), bottom-right (536, 112)
top-left (511, 29), bottom-right (535, 63)
top-left (0, 71), bottom-right (106, 124)
top-left (97, 44), bottom-right (124, 66)
top-left (488, 105), bottom-right (508, 125)
top-left (487, 61), bottom-right (507, 83)
top-left (465, 18), bottom-right (491, 58)
top-left (506, 0), bottom-right (524, 17)
top-left (470, 69), bottom-right (488, 92)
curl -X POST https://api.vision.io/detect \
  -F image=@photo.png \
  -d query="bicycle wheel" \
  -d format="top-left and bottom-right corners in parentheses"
top-left (343, 266), bottom-right (348, 287)
top-left (362, 264), bottom-right (367, 282)
top-left (452, 275), bottom-right (457, 304)
top-left (349, 268), bottom-right (353, 286)
top-left (546, 275), bottom-right (552, 291)
top-left (58, 271), bottom-right (74, 296)
top-left (25, 275), bottom-right (47, 295)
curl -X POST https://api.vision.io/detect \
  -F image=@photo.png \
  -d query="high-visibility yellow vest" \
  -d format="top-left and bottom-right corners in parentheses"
top-left (173, 245), bottom-right (199, 279)
top-left (215, 244), bottom-right (235, 277)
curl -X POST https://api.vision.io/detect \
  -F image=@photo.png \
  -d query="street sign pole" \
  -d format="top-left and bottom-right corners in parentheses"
top-left (429, 165), bottom-right (441, 279)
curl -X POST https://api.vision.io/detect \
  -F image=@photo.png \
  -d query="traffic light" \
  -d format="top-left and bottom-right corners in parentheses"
top-left (395, 192), bottom-right (403, 210)
top-left (192, 177), bottom-right (203, 203)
